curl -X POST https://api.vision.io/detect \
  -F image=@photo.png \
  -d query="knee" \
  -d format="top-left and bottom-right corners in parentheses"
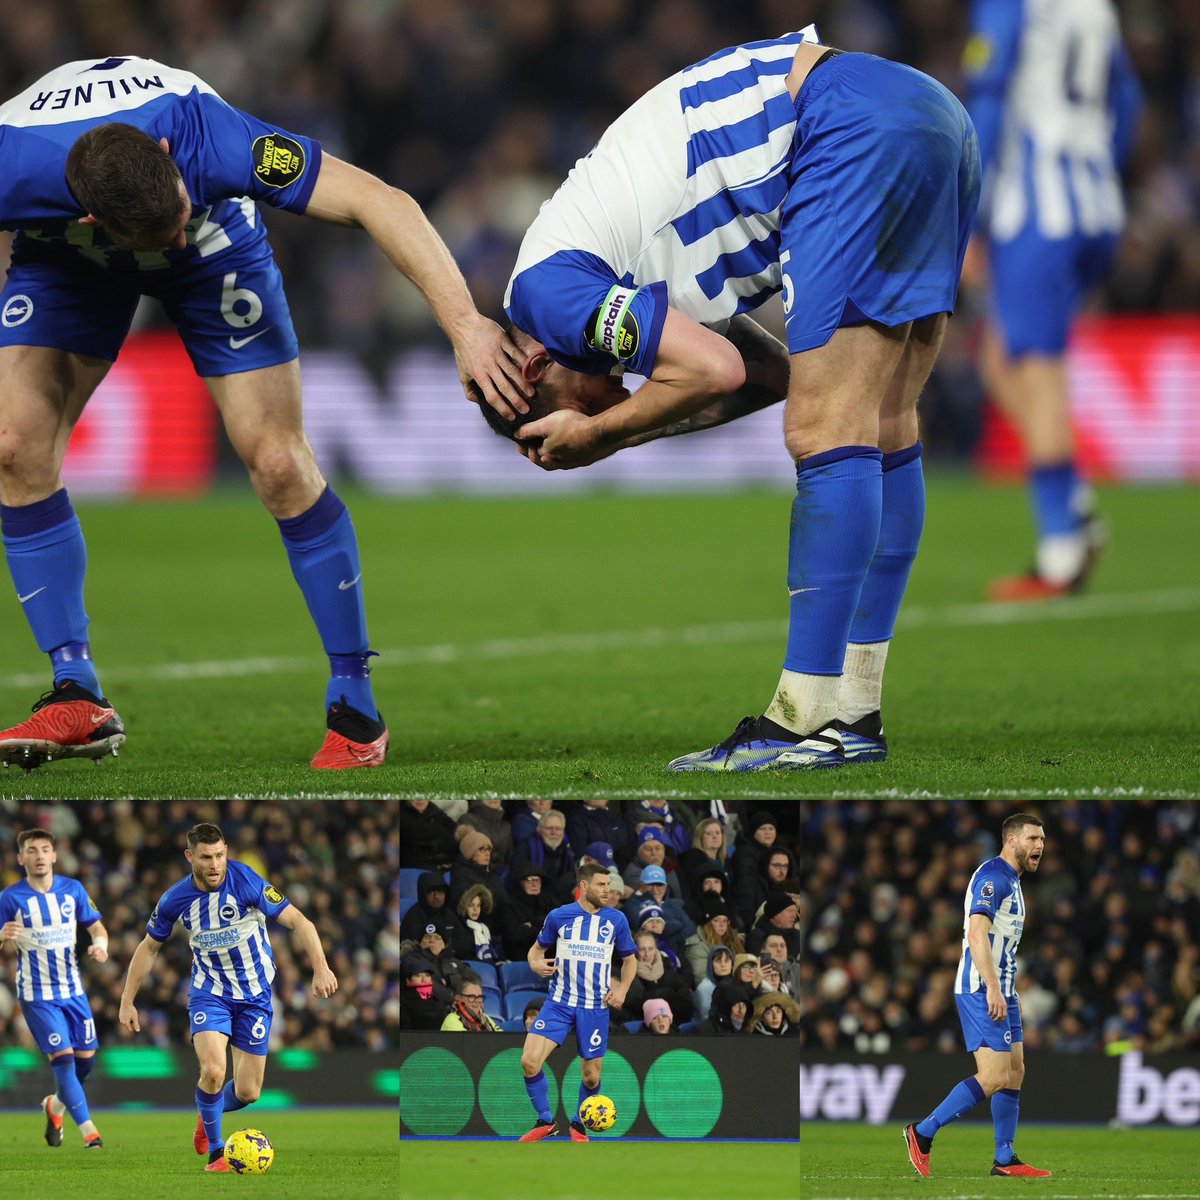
top-left (236, 1082), bottom-right (261, 1105)
top-left (198, 1064), bottom-right (225, 1091)
top-left (582, 1062), bottom-right (602, 1088)
top-left (1007, 1063), bottom-right (1025, 1090)
top-left (978, 1069), bottom-right (1007, 1097)
top-left (520, 1052), bottom-right (541, 1077)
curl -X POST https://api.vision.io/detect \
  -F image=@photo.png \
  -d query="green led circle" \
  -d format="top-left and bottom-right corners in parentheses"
top-left (562, 1051), bottom-right (639, 1137)
top-left (644, 1050), bottom-right (723, 1137)
top-left (399, 1047), bottom-right (474, 1135)
top-left (479, 1046), bottom-right (560, 1137)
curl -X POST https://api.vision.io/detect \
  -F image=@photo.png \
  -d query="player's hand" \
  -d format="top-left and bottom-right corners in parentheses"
top-left (119, 999), bottom-right (140, 1033)
top-left (0, 920), bottom-right (24, 942)
top-left (515, 410), bottom-right (616, 470)
top-left (311, 965), bottom-right (339, 999)
top-left (455, 315), bottom-right (533, 420)
top-left (604, 987), bottom-right (627, 1009)
top-left (87, 944), bottom-right (109, 964)
top-left (986, 982), bottom-right (1006, 1021)
top-left (530, 957), bottom-right (557, 979)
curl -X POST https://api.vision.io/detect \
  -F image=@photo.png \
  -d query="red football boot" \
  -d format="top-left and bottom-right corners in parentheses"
top-left (903, 1123), bottom-right (931, 1178)
top-left (310, 698), bottom-right (388, 769)
top-left (991, 1155), bottom-right (1052, 1178)
top-left (0, 681), bottom-right (125, 771)
top-left (194, 1113), bottom-right (208, 1155)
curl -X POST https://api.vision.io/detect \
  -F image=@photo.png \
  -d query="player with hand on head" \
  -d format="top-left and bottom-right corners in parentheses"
top-left (0, 829), bottom-right (108, 1149)
top-left (0, 56), bottom-right (530, 772)
top-left (118, 822), bottom-right (337, 1172)
top-left (964, 0), bottom-right (1142, 600)
top-left (484, 28), bottom-right (980, 771)
top-left (518, 862), bottom-right (636, 1143)
top-left (904, 813), bottom-right (1051, 1179)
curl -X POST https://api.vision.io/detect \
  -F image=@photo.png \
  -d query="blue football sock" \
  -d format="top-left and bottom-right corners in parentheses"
top-left (849, 443), bottom-right (924, 643)
top-left (74, 1054), bottom-right (95, 1087)
top-left (992, 1087), bottom-right (1020, 1163)
top-left (51, 1054), bottom-right (91, 1127)
top-left (195, 1085), bottom-right (225, 1151)
top-left (1, 489), bottom-right (101, 695)
top-left (578, 1078), bottom-right (601, 1118)
top-left (277, 486), bottom-right (378, 719)
top-left (1029, 461), bottom-right (1083, 539)
top-left (524, 1069), bottom-right (552, 1124)
top-left (915, 1076), bottom-right (985, 1139)
top-left (784, 447), bottom-right (882, 674)
top-left (221, 1080), bottom-right (249, 1113)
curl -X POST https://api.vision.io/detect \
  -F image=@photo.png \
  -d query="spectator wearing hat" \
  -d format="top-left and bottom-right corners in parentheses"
top-left (399, 957), bottom-right (452, 1030)
top-left (440, 973), bottom-right (503, 1033)
top-left (694, 945), bottom-right (736, 1020)
top-left (400, 870), bottom-right (468, 948)
top-left (625, 800), bottom-right (694, 858)
top-left (622, 863), bottom-right (694, 953)
top-left (456, 884), bottom-right (505, 963)
top-left (747, 892), bottom-right (802, 958)
top-left (522, 997), bottom-right (546, 1033)
top-left (635, 903), bottom-right (690, 980)
top-left (702, 979), bottom-right (757, 1036)
top-left (580, 841), bottom-right (631, 902)
top-left (511, 798), bottom-right (555, 845)
top-left (456, 799), bottom-right (515, 871)
top-left (736, 846), bottom-right (798, 929)
top-left (499, 864), bottom-right (556, 961)
top-left (412, 924), bottom-right (468, 989)
top-left (622, 828), bottom-right (682, 899)
top-left (731, 811), bottom-right (780, 884)
top-left (399, 799), bottom-right (459, 871)
top-left (619, 930), bottom-right (693, 1025)
top-left (678, 817), bottom-right (732, 903)
top-left (510, 808), bottom-right (575, 904)
top-left (682, 863), bottom-right (737, 927)
top-left (748, 992), bottom-right (801, 1036)
top-left (684, 893), bottom-right (745, 980)
top-left (449, 830), bottom-right (507, 912)
top-left (566, 800), bottom-right (634, 870)
top-left (639, 998), bottom-right (678, 1036)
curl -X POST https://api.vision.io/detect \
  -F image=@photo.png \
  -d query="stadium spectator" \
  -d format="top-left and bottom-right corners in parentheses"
top-left (510, 809), bottom-right (574, 903)
top-left (399, 959), bottom-right (452, 1030)
top-left (624, 800), bottom-right (694, 857)
top-left (759, 934), bottom-right (801, 998)
top-left (732, 953), bottom-right (762, 993)
top-left (735, 847), bottom-right (798, 928)
top-left (747, 893), bottom-right (802, 957)
top-left (498, 865), bottom-right (556, 962)
top-left (522, 998), bottom-right (546, 1033)
top-left (748, 992), bottom-right (801, 1036)
top-left (731, 812), bottom-right (780, 884)
top-left (683, 895), bottom-right (745, 981)
top-left (635, 905), bottom-right (688, 979)
top-left (566, 800), bottom-right (634, 869)
top-left (621, 864), bottom-right (695, 951)
top-left (694, 946), bottom-right (736, 1020)
top-left (448, 831), bottom-right (506, 912)
top-left (619, 931), bottom-right (693, 1026)
top-left (703, 980), bottom-right (757, 1036)
top-left (456, 885), bottom-right (505, 964)
top-left (408, 926), bottom-right (468, 991)
top-left (399, 799), bottom-right (459, 870)
top-left (677, 817), bottom-right (732, 902)
top-left (440, 978), bottom-right (502, 1033)
top-left (682, 863), bottom-right (737, 927)
top-left (640, 998), bottom-right (678, 1037)
top-left (580, 842), bottom-right (630, 902)
top-left (511, 799), bottom-right (554, 845)
top-left (622, 829), bottom-right (680, 898)
top-left (456, 799), bottom-right (515, 870)
top-left (400, 872), bottom-right (468, 954)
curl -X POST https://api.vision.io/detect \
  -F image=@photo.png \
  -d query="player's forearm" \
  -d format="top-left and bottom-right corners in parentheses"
top-left (619, 957), bottom-right (637, 990)
top-left (527, 943), bottom-right (547, 970)
top-left (121, 940), bottom-right (158, 1001)
top-left (290, 914), bottom-right (330, 971)
top-left (593, 377), bottom-right (737, 449)
top-left (623, 383), bottom-right (781, 445)
top-left (968, 929), bottom-right (1001, 989)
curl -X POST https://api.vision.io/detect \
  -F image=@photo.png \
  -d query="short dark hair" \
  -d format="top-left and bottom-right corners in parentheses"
top-left (17, 829), bottom-right (54, 852)
top-left (1002, 812), bottom-right (1044, 842)
top-left (66, 123), bottom-right (188, 240)
top-left (577, 862), bottom-right (609, 885)
top-left (187, 823), bottom-right (226, 850)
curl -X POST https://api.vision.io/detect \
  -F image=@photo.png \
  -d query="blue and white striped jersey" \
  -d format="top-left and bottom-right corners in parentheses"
top-left (506, 27), bottom-right (821, 378)
top-left (537, 903), bottom-right (636, 1011)
top-left (147, 860), bottom-right (290, 1000)
top-left (0, 56), bottom-right (322, 273)
top-left (954, 857), bottom-right (1025, 998)
top-left (965, 0), bottom-right (1142, 241)
top-left (0, 876), bottom-right (100, 1003)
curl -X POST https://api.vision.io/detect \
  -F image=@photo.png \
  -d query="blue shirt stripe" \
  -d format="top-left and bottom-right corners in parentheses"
top-left (686, 91), bottom-right (797, 177)
top-left (671, 171), bottom-right (790, 247)
top-left (678, 58), bottom-right (794, 112)
top-left (696, 232), bottom-right (781, 300)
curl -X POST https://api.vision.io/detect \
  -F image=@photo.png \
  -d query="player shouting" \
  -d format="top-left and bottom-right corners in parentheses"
top-left (0, 829), bottom-right (108, 1149)
top-left (119, 822), bottom-right (337, 1172)
top-left (519, 863), bottom-right (636, 1142)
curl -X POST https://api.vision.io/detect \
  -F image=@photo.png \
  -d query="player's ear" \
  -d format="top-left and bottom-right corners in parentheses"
top-left (522, 350), bottom-right (553, 385)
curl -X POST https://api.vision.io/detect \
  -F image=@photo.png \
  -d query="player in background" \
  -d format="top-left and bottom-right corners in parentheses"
top-left (0, 56), bottom-right (529, 772)
top-left (518, 863), bottom-right (636, 1142)
top-left (118, 822), bottom-right (337, 1172)
top-left (964, 0), bottom-right (1142, 600)
top-left (904, 813), bottom-right (1051, 1179)
top-left (484, 29), bottom-right (980, 771)
top-left (0, 829), bottom-right (108, 1149)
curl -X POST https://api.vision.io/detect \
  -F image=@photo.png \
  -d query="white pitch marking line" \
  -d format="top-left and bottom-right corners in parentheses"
top-left (1, 586), bottom-right (1198, 692)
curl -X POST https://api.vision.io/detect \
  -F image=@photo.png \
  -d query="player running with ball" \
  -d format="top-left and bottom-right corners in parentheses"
top-left (904, 813), bottom-right (1051, 1179)
top-left (119, 823), bottom-right (337, 1172)
top-left (519, 863), bottom-right (636, 1142)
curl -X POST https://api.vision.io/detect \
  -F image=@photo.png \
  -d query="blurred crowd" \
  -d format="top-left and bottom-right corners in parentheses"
top-left (1, 0), bottom-right (1197, 413)
top-left (400, 799), bottom-right (804, 1037)
top-left (795, 800), bottom-right (1200, 1054)
top-left (0, 799), bottom-right (399, 1051)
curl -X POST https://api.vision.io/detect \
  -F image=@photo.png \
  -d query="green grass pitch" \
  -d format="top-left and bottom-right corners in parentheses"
top-left (0, 479), bottom-right (1196, 799)
top-left (0, 1110), bottom-right (397, 1199)
top-left (804, 1122), bottom-right (1200, 1198)
top-left (399, 1139), bottom-right (799, 1200)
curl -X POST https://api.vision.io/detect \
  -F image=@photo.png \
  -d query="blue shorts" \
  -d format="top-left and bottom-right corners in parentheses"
top-left (780, 53), bottom-right (981, 353)
top-left (528, 997), bottom-right (610, 1060)
top-left (956, 991), bottom-right (1023, 1053)
top-left (21, 994), bottom-right (98, 1057)
top-left (990, 228), bottom-right (1118, 356)
top-left (188, 990), bottom-right (274, 1056)
top-left (0, 229), bottom-right (299, 377)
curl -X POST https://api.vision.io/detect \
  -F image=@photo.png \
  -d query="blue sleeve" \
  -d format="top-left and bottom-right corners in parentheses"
top-left (1108, 42), bottom-right (1142, 172)
top-left (963, 0), bottom-right (1025, 177)
top-left (164, 92), bottom-right (322, 215)
top-left (536, 911), bottom-right (560, 950)
top-left (74, 880), bottom-right (101, 927)
top-left (236, 863), bottom-right (292, 921)
top-left (506, 250), bottom-right (669, 377)
top-left (614, 911), bottom-right (637, 957)
top-left (968, 870), bottom-right (1012, 921)
top-left (146, 888), bottom-right (179, 942)
top-left (0, 890), bottom-right (15, 925)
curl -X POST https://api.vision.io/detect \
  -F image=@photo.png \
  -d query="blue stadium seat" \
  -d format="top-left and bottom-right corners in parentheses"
top-left (399, 868), bottom-right (425, 898)
top-left (504, 989), bottom-right (548, 1021)
top-left (467, 962), bottom-right (499, 991)
top-left (623, 1020), bottom-right (643, 1034)
top-left (398, 897), bottom-right (417, 924)
top-left (482, 987), bottom-right (503, 1020)
top-left (501, 1018), bottom-right (527, 1033)
top-left (677, 1020), bottom-right (701, 1035)
top-left (500, 961), bottom-right (547, 994)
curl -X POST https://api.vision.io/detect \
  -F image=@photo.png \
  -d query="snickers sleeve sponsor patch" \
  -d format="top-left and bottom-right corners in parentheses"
top-left (252, 133), bottom-right (306, 188)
